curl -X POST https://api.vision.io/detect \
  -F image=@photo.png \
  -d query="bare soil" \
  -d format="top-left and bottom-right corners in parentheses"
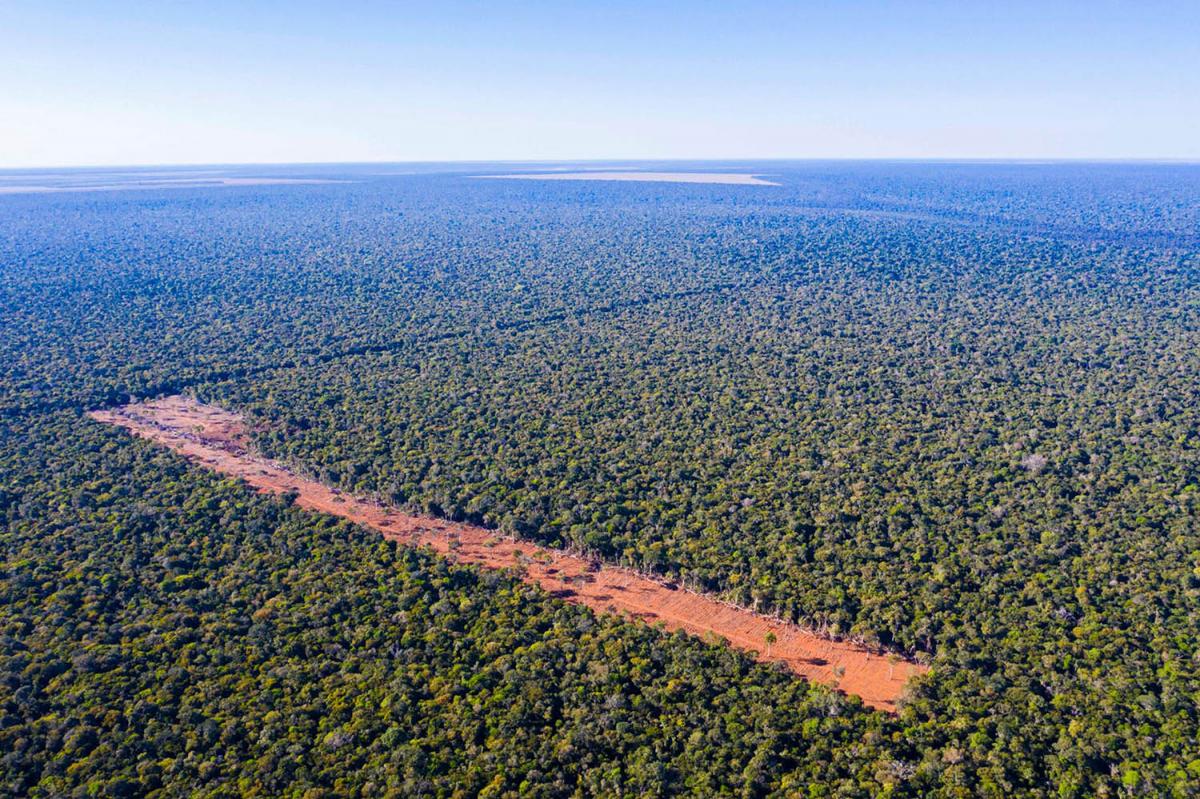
top-left (90, 395), bottom-right (926, 712)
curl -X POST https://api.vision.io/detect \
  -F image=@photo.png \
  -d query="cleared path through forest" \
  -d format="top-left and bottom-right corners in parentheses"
top-left (90, 396), bottom-right (927, 712)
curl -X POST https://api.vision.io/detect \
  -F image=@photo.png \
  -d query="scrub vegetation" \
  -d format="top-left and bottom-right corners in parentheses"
top-left (3, 162), bottom-right (1200, 796)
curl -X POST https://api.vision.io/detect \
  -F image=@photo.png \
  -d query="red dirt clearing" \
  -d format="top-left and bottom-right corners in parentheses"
top-left (89, 396), bottom-right (928, 712)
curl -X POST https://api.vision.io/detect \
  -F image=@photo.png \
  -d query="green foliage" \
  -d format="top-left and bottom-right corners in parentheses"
top-left (2, 415), bottom-right (889, 797)
top-left (3, 163), bottom-right (1200, 795)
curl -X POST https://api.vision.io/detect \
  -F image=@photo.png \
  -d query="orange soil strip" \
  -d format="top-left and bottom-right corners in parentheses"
top-left (89, 396), bottom-right (926, 712)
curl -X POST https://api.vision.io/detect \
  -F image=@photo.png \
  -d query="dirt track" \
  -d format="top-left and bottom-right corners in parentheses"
top-left (90, 396), bottom-right (927, 712)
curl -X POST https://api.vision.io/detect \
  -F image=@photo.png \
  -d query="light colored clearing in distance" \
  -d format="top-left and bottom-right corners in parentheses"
top-left (0, 178), bottom-right (347, 195)
top-left (473, 171), bottom-right (780, 186)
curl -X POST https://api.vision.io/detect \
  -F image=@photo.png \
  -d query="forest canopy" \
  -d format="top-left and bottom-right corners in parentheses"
top-left (2, 162), bottom-right (1200, 796)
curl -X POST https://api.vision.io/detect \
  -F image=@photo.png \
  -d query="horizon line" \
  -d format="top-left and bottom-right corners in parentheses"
top-left (4, 156), bottom-right (1200, 172)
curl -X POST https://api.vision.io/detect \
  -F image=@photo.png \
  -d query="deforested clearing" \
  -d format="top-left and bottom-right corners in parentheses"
top-left (91, 394), bottom-right (926, 712)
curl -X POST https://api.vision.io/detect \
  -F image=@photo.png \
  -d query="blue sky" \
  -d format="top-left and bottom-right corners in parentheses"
top-left (2, 1), bottom-right (1197, 167)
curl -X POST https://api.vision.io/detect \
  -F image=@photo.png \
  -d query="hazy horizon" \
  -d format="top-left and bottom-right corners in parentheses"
top-left (4, 157), bottom-right (1200, 174)
top-left (3, 1), bottom-right (1198, 168)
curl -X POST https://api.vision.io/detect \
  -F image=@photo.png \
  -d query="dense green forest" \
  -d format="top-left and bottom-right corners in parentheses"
top-left (2, 413), bottom-right (906, 797)
top-left (3, 162), bottom-right (1200, 795)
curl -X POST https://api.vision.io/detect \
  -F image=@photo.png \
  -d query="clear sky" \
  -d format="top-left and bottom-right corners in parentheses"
top-left (2, 1), bottom-right (1197, 167)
